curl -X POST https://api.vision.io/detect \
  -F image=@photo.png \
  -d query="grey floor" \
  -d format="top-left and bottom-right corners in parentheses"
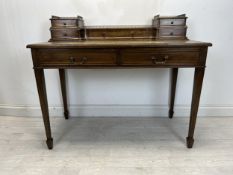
top-left (0, 116), bottom-right (233, 175)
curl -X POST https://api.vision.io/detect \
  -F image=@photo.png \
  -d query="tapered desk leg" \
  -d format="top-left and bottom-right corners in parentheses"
top-left (186, 68), bottom-right (205, 148)
top-left (169, 68), bottom-right (178, 119)
top-left (34, 69), bottom-right (53, 149)
top-left (59, 69), bottom-right (69, 119)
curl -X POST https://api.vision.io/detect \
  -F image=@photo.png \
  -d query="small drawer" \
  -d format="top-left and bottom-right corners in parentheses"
top-left (36, 49), bottom-right (117, 67)
top-left (50, 16), bottom-right (84, 28)
top-left (51, 19), bottom-right (77, 27)
top-left (121, 48), bottom-right (200, 67)
top-left (50, 28), bottom-right (81, 40)
top-left (153, 14), bottom-right (187, 28)
top-left (157, 27), bottom-right (187, 39)
top-left (159, 18), bottom-right (186, 26)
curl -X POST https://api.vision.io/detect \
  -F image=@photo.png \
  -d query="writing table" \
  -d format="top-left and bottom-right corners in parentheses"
top-left (27, 15), bottom-right (212, 149)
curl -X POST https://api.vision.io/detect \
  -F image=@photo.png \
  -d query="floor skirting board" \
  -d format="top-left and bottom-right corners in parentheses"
top-left (0, 104), bottom-right (233, 117)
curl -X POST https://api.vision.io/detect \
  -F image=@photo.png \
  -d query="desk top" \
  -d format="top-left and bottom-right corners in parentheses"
top-left (27, 40), bottom-right (212, 49)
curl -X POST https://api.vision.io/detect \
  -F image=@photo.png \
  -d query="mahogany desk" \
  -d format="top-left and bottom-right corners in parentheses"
top-left (27, 40), bottom-right (212, 149)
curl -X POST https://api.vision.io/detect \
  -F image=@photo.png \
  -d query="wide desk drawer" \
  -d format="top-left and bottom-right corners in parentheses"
top-left (121, 48), bottom-right (201, 66)
top-left (36, 49), bottom-right (117, 66)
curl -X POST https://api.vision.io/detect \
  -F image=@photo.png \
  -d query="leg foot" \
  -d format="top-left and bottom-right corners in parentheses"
top-left (64, 110), bottom-right (69, 120)
top-left (186, 137), bottom-right (194, 148)
top-left (46, 138), bottom-right (53, 149)
top-left (169, 109), bottom-right (174, 119)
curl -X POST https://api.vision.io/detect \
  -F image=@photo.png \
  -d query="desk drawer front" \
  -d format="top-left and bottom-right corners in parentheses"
top-left (121, 48), bottom-right (200, 66)
top-left (36, 49), bottom-right (117, 66)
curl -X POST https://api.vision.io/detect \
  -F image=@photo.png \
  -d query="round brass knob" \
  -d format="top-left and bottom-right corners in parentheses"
top-left (102, 32), bottom-right (106, 37)
top-left (130, 31), bottom-right (135, 38)
top-left (80, 57), bottom-right (88, 64)
top-left (69, 57), bottom-right (75, 63)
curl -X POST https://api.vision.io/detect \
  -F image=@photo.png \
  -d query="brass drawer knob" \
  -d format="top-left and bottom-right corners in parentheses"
top-left (80, 57), bottom-right (88, 64)
top-left (69, 57), bottom-right (75, 63)
top-left (102, 32), bottom-right (106, 38)
top-left (130, 31), bottom-right (135, 38)
top-left (151, 55), bottom-right (169, 64)
top-left (170, 32), bottom-right (174, 36)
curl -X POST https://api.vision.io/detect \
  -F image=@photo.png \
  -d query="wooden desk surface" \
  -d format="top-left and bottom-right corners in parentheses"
top-left (27, 40), bottom-right (212, 49)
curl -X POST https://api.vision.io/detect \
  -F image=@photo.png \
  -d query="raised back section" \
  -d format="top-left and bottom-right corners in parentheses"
top-left (49, 14), bottom-right (188, 42)
top-left (85, 25), bottom-right (154, 40)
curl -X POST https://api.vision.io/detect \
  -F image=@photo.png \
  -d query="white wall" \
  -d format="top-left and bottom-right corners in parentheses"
top-left (0, 0), bottom-right (233, 117)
